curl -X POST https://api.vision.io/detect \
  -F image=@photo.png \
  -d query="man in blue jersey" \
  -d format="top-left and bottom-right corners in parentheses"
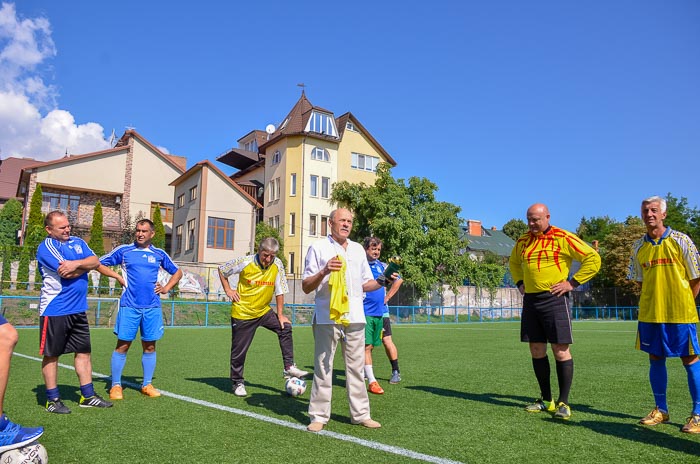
top-left (0, 317), bottom-right (43, 452)
top-left (37, 210), bottom-right (112, 414)
top-left (629, 196), bottom-right (700, 433)
top-left (363, 237), bottom-right (403, 394)
top-left (97, 219), bottom-right (182, 400)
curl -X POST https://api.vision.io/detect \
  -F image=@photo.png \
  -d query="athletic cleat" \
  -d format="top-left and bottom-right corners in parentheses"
top-left (368, 381), bottom-right (384, 395)
top-left (79, 394), bottom-right (113, 408)
top-left (283, 364), bottom-right (309, 379)
top-left (0, 419), bottom-right (44, 453)
top-left (45, 399), bottom-right (71, 414)
top-left (681, 414), bottom-right (700, 434)
top-left (639, 407), bottom-right (669, 426)
top-left (524, 398), bottom-right (555, 413)
top-left (390, 370), bottom-right (401, 384)
top-left (109, 385), bottom-right (124, 400)
top-left (140, 384), bottom-right (161, 397)
top-left (554, 402), bottom-right (572, 420)
top-left (233, 383), bottom-right (247, 397)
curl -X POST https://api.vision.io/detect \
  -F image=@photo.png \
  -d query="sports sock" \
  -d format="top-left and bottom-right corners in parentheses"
top-left (142, 351), bottom-right (157, 387)
top-left (390, 359), bottom-right (399, 372)
top-left (555, 359), bottom-right (574, 405)
top-left (46, 387), bottom-right (60, 402)
top-left (80, 382), bottom-right (96, 398)
top-left (649, 358), bottom-right (668, 412)
top-left (111, 351), bottom-right (127, 387)
top-left (684, 360), bottom-right (700, 415)
top-left (365, 365), bottom-right (377, 384)
top-left (532, 356), bottom-right (552, 402)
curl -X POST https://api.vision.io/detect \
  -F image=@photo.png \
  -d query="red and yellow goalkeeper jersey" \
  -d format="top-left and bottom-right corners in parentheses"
top-left (509, 226), bottom-right (601, 293)
top-left (628, 227), bottom-right (700, 323)
top-left (218, 255), bottom-right (288, 320)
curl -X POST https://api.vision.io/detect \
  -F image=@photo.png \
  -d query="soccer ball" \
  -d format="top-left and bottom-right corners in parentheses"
top-left (0, 442), bottom-right (48, 463)
top-left (285, 376), bottom-right (306, 397)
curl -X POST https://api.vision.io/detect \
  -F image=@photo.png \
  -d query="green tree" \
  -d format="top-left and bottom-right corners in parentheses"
top-left (663, 193), bottom-right (700, 244)
top-left (1, 245), bottom-right (18, 290)
top-left (255, 222), bottom-right (287, 269)
top-left (152, 205), bottom-right (166, 249)
top-left (463, 259), bottom-right (507, 306)
top-left (18, 184), bottom-right (45, 289)
top-left (597, 216), bottom-right (646, 295)
top-left (88, 202), bottom-right (109, 294)
top-left (331, 163), bottom-right (471, 297)
top-left (502, 218), bottom-right (527, 241)
top-left (576, 216), bottom-right (620, 244)
top-left (0, 198), bottom-right (23, 246)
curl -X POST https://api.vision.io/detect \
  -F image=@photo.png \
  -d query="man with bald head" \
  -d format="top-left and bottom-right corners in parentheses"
top-left (509, 203), bottom-right (600, 420)
top-left (302, 208), bottom-right (394, 432)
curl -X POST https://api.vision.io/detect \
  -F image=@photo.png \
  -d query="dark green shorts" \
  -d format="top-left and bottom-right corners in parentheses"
top-left (365, 316), bottom-right (383, 346)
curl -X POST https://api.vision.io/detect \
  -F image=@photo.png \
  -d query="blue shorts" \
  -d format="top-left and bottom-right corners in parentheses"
top-left (0, 315), bottom-right (6, 325)
top-left (114, 306), bottom-right (164, 342)
top-left (636, 322), bottom-right (700, 357)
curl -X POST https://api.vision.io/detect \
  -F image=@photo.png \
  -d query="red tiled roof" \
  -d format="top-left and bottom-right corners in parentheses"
top-left (0, 157), bottom-right (36, 200)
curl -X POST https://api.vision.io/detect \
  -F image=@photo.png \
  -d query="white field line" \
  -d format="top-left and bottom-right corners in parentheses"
top-left (13, 352), bottom-right (464, 464)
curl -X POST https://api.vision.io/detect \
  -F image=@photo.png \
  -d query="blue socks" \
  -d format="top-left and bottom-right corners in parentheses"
top-left (649, 358), bottom-right (668, 412)
top-left (79, 383), bottom-right (96, 398)
top-left (111, 351), bottom-right (127, 386)
top-left (142, 351), bottom-right (157, 387)
top-left (46, 387), bottom-right (60, 402)
top-left (685, 361), bottom-right (700, 416)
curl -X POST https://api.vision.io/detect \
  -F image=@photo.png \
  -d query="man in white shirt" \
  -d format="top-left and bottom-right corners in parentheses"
top-left (302, 208), bottom-right (392, 432)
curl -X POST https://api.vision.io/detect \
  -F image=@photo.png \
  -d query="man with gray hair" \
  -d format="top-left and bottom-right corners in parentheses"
top-left (218, 237), bottom-right (308, 397)
top-left (629, 195), bottom-right (700, 433)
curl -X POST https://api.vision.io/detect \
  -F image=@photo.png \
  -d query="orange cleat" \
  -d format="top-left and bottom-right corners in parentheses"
top-left (368, 381), bottom-right (384, 395)
top-left (140, 384), bottom-right (162, 397)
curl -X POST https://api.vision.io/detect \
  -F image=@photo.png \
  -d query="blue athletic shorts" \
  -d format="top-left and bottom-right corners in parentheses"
top-left (636, 322), bottom-right (700, 357)
top-left (114, 306), bottom-right (164, 342)
top-left (0, 315), bottom-right (6, 325)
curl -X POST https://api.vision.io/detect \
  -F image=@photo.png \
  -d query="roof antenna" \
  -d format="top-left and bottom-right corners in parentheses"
top-left (297, 83), bottom-right (306, 95)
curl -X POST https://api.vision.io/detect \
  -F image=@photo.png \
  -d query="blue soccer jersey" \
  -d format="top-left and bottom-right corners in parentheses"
top-left (364, 260), bottom-right (388, 317)
top-left (37, 236), bottom-right (95, 316)
top-left (100, 243), bottom-right (179, 309)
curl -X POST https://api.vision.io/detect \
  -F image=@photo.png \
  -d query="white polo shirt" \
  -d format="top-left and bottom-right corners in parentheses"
top-left (303, 235), bottom-right (374, 324)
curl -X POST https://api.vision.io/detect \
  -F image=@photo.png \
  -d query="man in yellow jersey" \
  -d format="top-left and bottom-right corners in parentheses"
top-left (509, 203), bottom-right (600, 420)
top-left (629, 196), bottom-right (700, 433)
top-left (218, 237), bottom-right (308, 397)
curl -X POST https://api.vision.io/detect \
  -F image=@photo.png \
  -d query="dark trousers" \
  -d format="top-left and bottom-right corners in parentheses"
top-left (230, 309), bottom-right (294, 384)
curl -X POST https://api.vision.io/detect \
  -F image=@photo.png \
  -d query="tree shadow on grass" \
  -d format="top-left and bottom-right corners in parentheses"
top-left (409, 385), bottom-right (700, 458)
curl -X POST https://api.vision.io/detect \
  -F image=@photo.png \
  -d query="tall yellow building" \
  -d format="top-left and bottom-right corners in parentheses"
top-left (218, 92), bottom-right (397, 275)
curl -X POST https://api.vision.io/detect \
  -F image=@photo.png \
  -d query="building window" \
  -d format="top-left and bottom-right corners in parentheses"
top-left (177, 194), bottom-right (184, 208)
top-left (189, 186), bottom-right (197, 201)
top-left (346, 121), bottom-right (357, 132)
top-left (351, 153), bottom-right (380, 172)
top-left (207, 217), bottom-right (235, 249)
top-left (289, 213), bottom-right (295, 236)
top-left (244, 139), bottom-right (258, 152)
top-left (305, 111), bottom-right (338, 137)
top-left (272, 150), bottom-right (281, 164)
top-left (321, 177), bottom-right (330, 199)
top-left (290, 173), bottom-right (296, 196)
top-left (175, 224), bottom-right (183, 253)
top-left (150, 203), bottom-right (173, 222)
top-left (321, 215), bottom-right (329, 236)
top-left (311, 147), bottom-right (329, 162)
top-left (309, 214), bottom-right (318, 236)
top-left (275, 215), bottom-right (280, 232)
top-left (275, 178), bottom-right (280, 201)
top-left (186, 218), bottom-right (196, 251)
top-left (42, 192), bottom-right (80, 223)
top-left (268, 217), bottom-right (274, 227)
top-left (310, 175), bottom-right (318, 197)
top-left (268, 178), bottom-right (280, 202)
top-left (289, 252), bottom-right (295, 275)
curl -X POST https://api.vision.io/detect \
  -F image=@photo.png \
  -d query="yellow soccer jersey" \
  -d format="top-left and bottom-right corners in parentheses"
top-left (509, 226), bottom-right (601, 293)
top-left (218, 255), bottom-right (289, 320)
top-left (628, 227), bottom-right (700, 323)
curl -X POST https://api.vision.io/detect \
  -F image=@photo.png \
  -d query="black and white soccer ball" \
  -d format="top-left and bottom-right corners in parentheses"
top-left (0, 442), bottom-right (48, 463)
top-left (285, 376), bottom-right (306, 397)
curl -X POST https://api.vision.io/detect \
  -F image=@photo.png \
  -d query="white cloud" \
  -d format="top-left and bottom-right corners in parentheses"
top-left (0, 2), bottom-right (110, 160)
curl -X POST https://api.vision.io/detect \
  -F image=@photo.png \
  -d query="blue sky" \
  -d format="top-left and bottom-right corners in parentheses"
top-left (1, 1), bottom-right (699, 232)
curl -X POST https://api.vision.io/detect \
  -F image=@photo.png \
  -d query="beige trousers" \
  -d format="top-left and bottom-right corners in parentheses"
top-left (307, 322), bottom-right (371, 424)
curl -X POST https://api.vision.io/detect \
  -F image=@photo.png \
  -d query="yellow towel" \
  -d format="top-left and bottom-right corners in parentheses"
top-left (328, 255), bottom-right (349, 326)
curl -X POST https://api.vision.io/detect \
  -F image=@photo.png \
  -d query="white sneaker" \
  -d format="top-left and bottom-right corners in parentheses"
top-left (283, 364), bottom-right (309, 379)
top-left (233, 383), bottom-right (247, 397)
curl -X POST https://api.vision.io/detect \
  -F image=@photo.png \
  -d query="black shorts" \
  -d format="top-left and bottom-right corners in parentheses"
top-left (382, 316), bottom-right (392, 338)
top-left (521, 292), bottom-right (573, 344)
top-left (39, 313), bottom-right (92, 357)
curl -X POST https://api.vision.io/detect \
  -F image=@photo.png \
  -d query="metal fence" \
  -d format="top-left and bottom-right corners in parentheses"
top-left (0, 294), bottom-right (650, 328)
